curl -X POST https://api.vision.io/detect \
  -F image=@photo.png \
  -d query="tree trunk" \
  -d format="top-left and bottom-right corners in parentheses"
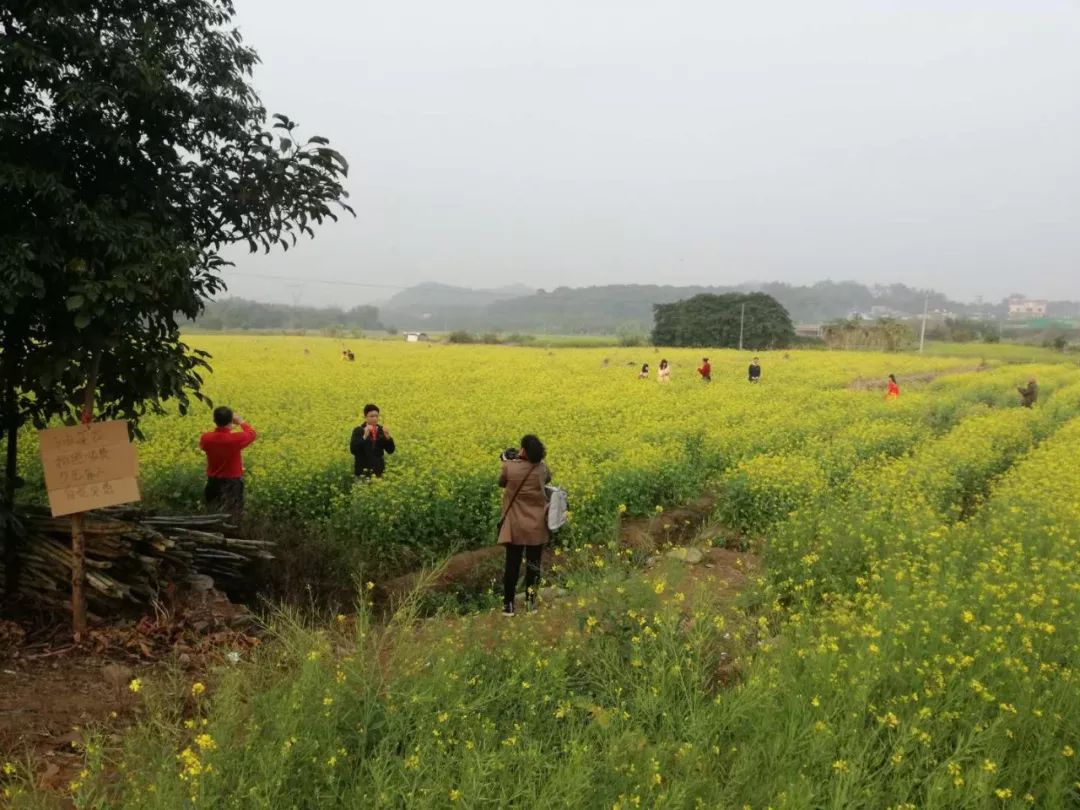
top-left (2, 333), bottom-right (20, 612)
top-left (71, 358), bottom-right (100, 642)
top-left (2, 421), bottom-right (17, 612)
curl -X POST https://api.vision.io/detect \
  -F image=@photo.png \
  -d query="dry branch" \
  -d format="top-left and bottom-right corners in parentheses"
top-left (0, 508), bottom-right (274, 615)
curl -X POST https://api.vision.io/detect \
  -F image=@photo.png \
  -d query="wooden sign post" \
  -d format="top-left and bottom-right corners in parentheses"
top-left (38, 420), bottom-right (140, 639)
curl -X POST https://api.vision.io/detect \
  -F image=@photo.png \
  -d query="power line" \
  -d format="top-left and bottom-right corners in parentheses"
top-left (225, 271), bottom-right (406, 289)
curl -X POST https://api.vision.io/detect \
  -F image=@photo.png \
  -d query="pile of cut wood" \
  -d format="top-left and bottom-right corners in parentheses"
top-left (0, 507), bottom-right (274, 618)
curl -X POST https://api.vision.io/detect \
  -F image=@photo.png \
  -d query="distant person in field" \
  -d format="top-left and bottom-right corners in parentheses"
top-left (350, 404), bottom-right (395, 478)
top-left (748, 357), bottom-right (762, 383)
top-left (498, 434), bottom-right (551, 616)
top-left (885, 374), bottom-right (900, 399)
top-left (346, 350), bottom-right (355, 362)
top-left (1017, 378), bottom-right (1038, 408)
top-left (638, 363), bottom-right (650, 380)
top-left (658, 359), bottom-right (671, 383)
top-left (698, 357), bottom-right (711, 382)
top-left (199, 406), bottom-right (256, 520)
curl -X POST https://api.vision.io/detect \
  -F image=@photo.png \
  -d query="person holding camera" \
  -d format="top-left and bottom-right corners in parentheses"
top-left (1017, 377), bottom-right (1038, 408)
top-left (498, 435), bottom-right (551, 616)
top-left (350, 403), bottom-right (395, 478)
top-left (748, 357), bottom-right (762, 383)
top-left (199, 406), bottom-right (257, 519)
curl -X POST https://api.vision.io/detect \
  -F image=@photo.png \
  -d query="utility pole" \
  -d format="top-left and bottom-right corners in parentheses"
top-left (918, 294), bottom-right (928, 353)
top-left (286, 284), bottom-right (303, 331)
top-left (738, 303), bottom-right (745, 351)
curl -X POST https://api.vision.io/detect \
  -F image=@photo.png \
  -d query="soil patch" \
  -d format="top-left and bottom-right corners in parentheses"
top-left (0, 652), bottom-right (138, 794)
top-left (0, 589), bottom-right (258, 794)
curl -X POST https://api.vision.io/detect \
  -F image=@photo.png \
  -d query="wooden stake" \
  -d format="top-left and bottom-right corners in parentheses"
top-left (71, 356), bottom-right (99, 642)
top-left (71, 511), bottom-right (87, 641)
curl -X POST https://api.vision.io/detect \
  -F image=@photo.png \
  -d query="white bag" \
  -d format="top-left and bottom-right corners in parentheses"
top-left (545, 485), bottom-right (569, 532)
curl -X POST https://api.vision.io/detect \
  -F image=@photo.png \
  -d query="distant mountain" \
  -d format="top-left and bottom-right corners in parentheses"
top-left (379, 280), bottom-right (978, 334)
top-left (193, 282), bottom-right (1078, 336)
top-left (381, 282), bottom-right (531, 314)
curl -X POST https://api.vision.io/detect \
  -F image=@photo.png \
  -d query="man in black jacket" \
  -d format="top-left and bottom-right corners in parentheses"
top-left (350, 403), bottom-right (396, 477)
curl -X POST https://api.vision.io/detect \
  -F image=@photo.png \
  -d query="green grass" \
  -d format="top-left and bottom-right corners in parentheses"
top-left (915, 340), bottom-right (1076, 364)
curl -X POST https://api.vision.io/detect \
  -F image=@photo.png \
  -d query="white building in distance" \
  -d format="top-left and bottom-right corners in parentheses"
top-left (1007, 297), bottom-right (1048, 319)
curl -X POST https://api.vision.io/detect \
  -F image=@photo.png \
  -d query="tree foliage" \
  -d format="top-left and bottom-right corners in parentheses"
top-left (821, 317), bottom-right (916, 352)
top-left (190, 299), bottom-right (382, 333)
top-left (1, 0), bottom-right (352, 431)
top-left (924, 318), bottom-right (1001, 344)
top-left (651, 293), bottom-right (795, 349)
top-left (0, 0), bottom-right (352, 602)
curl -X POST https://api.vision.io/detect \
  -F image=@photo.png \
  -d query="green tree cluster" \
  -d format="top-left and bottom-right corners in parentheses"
top-left (191, 299), bottom-right (381, 332)
top-left (651, 293), bottom-right (795, 349)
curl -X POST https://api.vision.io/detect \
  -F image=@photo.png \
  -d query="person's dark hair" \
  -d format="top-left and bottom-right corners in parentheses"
top-left (213, 406), bottom-right (233, 427)
top-left (660, 359), bottom-right (668, 368)
top-left (888, 374), bottom-right (897, 383)
top-left (641, 363), bottom-right (649, 373)
top-left (703, 357), bottom-right (708, 362)
top-left (519, 434), bottom-right (546, 463)
top-left (363, 403), bottom-right (379, 416)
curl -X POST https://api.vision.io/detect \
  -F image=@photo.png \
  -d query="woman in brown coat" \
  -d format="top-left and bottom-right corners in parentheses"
top-left (498, 434), bottom-right (551, 616)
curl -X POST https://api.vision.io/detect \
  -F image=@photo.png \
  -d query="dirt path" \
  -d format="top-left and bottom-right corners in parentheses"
top-left (846, 363), bottom-right (989, 391)
top-left (376, 495), bottom-right (719, 606)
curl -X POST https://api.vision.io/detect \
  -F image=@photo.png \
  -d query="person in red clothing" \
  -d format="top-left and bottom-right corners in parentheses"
top-left (885, 374), bottom-right (900, 399)
top-left (199, 406), bottom-right (256, 519)
top-left (697, 357), bottom-right (711, 382)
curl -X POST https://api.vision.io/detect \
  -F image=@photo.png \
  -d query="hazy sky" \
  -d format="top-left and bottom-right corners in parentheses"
top-left (223, 0), bottom-right (1080, 307)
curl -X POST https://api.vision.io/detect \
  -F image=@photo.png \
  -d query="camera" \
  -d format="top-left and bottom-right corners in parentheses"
top-left (500, 448), bottom-right (519, 462)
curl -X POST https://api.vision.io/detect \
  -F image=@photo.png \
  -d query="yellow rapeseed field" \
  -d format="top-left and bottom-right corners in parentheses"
top-left (17, 335), bottom-right (1077, 574)
top-left (8, 337), bottom-right (1080, 808)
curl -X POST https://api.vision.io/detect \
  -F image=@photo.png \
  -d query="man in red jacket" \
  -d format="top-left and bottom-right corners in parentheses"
top-left (199, 406), bottom-right (257, 520)
top-left (697, 357), bottom-right (711, 383)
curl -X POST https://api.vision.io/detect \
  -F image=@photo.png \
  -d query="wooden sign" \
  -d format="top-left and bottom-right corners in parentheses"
top-left (38, 421), bottom-right (140, 517)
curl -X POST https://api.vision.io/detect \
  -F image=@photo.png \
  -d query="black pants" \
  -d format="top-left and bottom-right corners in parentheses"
top-left (503, 544), bottom-right (542, 607)
top-left (205, 477), bottom-right (244, 519)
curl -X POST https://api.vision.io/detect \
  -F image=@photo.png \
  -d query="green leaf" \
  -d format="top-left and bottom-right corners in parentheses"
top-left (74, 312), bottom-right (92, 329)
top-left (66, 294), bottom-right (85, 311)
